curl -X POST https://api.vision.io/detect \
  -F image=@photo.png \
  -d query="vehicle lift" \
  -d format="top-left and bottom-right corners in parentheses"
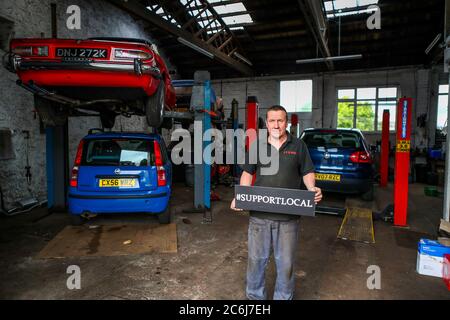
top-left (174, 71), bottom-right (214, 224)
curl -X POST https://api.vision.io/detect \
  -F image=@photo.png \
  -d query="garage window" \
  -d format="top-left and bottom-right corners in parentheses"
top-left (436, 84), bottom-right (449, 130)
top-left (337, 87), bottom-right (398, 131)
top-left (280, 80), bottom-right (313, 113)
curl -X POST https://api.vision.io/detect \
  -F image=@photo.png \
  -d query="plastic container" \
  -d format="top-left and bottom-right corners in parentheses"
top-left (429, 149), bottom-right (443, 160)
top-left (424, 186), bottom-right (438, 197)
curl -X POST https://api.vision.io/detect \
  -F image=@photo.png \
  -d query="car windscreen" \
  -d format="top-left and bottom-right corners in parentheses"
top-left (81, 138), bottom-right (155, 166)
top-left (302, 131), bottom-right (361, 149)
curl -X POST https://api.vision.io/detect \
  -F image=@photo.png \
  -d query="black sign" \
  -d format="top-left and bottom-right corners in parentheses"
top-left (235, 185), bottom-right (316, 217)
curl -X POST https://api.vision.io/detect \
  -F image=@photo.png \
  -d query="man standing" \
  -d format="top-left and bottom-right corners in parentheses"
top-left (231, 105), bottom-right (322, 300)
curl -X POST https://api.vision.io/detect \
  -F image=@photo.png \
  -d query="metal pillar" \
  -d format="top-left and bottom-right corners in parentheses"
top-left (246, 96), bottom-right (259, 185)
top-left (380, 110), bottom-right (390, 187)
top-left (231, 98), bottom-right (241, 179)
top-left (442, 35), bottom-right (450, 222)
top-left (246, 96), bottom-right (259, 150)
top-left (290, 114), bottom-right (299, 138)
top-left (45, 125), bottom-right (69, 211)
top-left (192, 71), bottom-right (211, 211)
top-left (46, 2), bottom-right (69, 212)
top-left (393, 98), bottom-right (413, 227)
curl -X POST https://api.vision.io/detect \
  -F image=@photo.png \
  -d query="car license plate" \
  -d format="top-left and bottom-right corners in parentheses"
top-left (316, 173), bottom-right (341, 182)
top-left (99, 179), bottom-right (137, 188)
top-left (56, 48), bottom-right (108, 58)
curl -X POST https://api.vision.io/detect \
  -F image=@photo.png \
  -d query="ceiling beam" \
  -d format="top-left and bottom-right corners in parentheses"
top-left (107, 0), bottom-right (253, 76)
top-left (297, 0), bottom-right (334, 70)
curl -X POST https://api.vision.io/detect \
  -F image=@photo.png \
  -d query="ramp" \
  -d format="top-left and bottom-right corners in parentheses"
top-left (337, 207), bottom-right (375, 244)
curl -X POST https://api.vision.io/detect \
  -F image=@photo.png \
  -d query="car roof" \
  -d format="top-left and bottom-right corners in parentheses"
top-left (303, 128), bottom-right (363, 134)
top-left (84, 131), bottom-right (161, 140)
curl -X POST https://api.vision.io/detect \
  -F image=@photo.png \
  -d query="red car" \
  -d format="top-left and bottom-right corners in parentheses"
top-left (3, 37), bottom-right (176, 128)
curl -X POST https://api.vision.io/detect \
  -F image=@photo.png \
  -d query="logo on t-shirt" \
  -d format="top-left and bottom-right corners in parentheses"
top-left (283, 151), bottom-right (297, 155)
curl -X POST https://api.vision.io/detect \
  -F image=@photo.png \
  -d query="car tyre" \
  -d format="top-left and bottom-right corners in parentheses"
top-left (34, 95), bottom-right (68, 127)
top-left (100, 112), bottom-right (116, 129)
top-left (361, 184), bottom-right (374, 201)
top-left (145, 81), bottom-right (165, 128)
top-left (158, 206), bottom-right (171, 224)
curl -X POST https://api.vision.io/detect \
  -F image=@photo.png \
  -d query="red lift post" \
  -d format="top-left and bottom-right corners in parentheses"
top-left (380, 110), bottom-right (390, 187)
top-left (393, 98), bottom-right (413, 227)
top-left (290, 114), bottom-right (299, 138)
top-left (246, 96), bottom-right (259, 185)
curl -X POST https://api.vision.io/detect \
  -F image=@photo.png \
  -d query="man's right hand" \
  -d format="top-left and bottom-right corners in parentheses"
top-left (230, 198), bottom-right (243, 211)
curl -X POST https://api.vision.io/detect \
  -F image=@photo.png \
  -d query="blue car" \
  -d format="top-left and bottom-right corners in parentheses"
top-left (68, 131), bottom-right (172, 224)
top-left (301, 128), bottom-right (374, 201)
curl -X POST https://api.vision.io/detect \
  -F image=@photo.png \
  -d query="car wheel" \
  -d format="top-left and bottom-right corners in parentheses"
top-left (361, 184), bottom-right (374, 201)
top-left (100, 112), bottom-right (116, 129)
top-left (145, 81), bottom-right (165, 128)
top-left (70, 214), bottom-right (85, 226)
top-left (34, 95), bottom-right (68, 127)
top-left (158, 206), bottom-right (171, 224)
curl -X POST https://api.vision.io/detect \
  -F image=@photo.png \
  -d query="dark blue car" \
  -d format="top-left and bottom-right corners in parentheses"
top-left (68, 131), bottom-right (172, 224)
top-left (301, 128), bottom-right (374, 201)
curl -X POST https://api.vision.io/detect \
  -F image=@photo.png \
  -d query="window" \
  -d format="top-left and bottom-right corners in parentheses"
top-left (82, 139), bottom-right (155, 167)
top-left (324, 0), bottom-right (379, 19)
top-left (280, 80), bottom-right (313, 113)
top-left (437, 84), bottom-right (449, 130)
top-left (337, 87), bottom-right (398, 131)
top-left (148, 1), bottom-right (254, 33)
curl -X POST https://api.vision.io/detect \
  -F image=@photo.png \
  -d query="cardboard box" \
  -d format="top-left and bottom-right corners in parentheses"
top-left (416, 239), bottom-right (450, 278)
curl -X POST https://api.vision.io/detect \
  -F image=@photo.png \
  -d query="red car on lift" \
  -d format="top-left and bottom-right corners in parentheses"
top-left (3, 37), bottom-right (176, 129)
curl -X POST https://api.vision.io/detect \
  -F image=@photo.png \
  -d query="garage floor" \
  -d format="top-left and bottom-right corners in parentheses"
top-left (0, 183), bottom-right (449, 300)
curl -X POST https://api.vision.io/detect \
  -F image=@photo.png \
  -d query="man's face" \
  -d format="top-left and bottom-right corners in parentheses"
top-left (266, 110), bottom-right (288, 140)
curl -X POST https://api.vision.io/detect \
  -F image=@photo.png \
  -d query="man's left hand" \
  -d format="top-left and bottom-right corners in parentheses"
top-left (310, 187), bottom-right (322, 204)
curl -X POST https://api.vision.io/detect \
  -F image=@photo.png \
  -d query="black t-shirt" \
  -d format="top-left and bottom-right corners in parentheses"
top-left (240, 132), bottom-right (315, 221)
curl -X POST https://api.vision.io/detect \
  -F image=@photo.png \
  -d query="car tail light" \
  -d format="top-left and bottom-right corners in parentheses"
top-left (114, 49), bottom-right (153, 60)
top-left (12, 46), bottom-right (48, 56)
top-left (70, 140), bottom-right (84, 188)
top-left (350, 151), bottom-right (372, 163)
top-left (153, 140), bottom-right (166, 187)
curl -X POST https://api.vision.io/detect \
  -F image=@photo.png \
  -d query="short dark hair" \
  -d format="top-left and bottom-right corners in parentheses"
top-left (266, 105), bottom-right (288, 120)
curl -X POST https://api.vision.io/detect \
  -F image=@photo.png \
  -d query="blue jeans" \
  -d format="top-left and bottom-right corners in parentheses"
top-left (246, 216), bottom-right (300, 300)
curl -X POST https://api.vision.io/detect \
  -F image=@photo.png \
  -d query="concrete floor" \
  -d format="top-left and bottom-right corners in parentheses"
top-left (0, 182), bottom-right (449, 300)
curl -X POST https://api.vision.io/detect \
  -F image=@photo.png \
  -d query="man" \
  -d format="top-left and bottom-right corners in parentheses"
top-left (230, 105), bottom-right (322, 300)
